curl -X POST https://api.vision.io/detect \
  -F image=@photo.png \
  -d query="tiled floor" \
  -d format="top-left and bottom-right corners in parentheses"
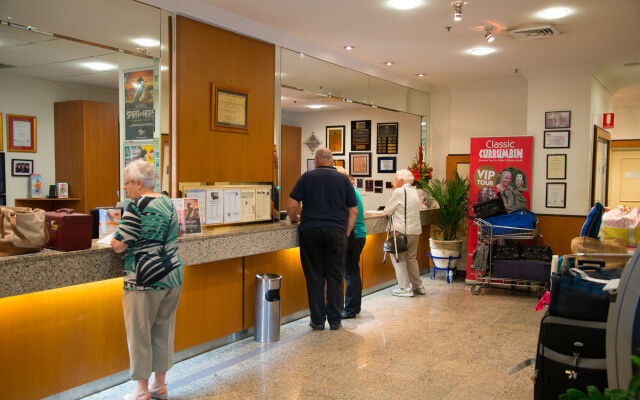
top-left (84, 277), bottom-right (543, 399)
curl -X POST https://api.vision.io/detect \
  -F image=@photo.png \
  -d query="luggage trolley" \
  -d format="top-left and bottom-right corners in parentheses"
top-left (470, 217), bottom-right (547, 296)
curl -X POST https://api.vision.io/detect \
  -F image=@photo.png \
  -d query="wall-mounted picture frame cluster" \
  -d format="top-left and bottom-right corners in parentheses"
top-left (543, 111), bottom-right (570, 208)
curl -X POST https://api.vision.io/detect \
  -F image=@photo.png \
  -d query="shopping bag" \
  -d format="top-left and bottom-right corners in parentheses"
top-left (570, 236), bottom-right (628, 269)
top-left (600, 206), bottom-right (640, 247)
top-left (0, 206), bottom-right (49, 256)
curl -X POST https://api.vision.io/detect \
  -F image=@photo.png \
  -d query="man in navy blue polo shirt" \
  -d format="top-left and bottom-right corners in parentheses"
top-left (287, 148), bottom-right (358, 331)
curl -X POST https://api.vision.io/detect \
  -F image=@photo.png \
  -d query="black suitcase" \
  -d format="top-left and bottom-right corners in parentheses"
top-left (493, 245), bottom-right (521, 260)
top-left (521, 245), bottom-right (553, 262)
top-left (534, 313), bottom-right (607, 399)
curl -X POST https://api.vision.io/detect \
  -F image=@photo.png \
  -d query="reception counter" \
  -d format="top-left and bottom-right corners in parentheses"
top-left (0, 209), bottom-right (438, 399)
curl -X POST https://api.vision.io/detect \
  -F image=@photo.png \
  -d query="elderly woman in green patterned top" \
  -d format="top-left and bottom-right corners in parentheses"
top-left (112, 159), bottom-right (183, 400)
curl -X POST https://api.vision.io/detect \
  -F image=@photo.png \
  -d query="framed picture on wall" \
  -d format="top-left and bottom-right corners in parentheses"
top-left (546, 154), bottom-right (567, 180)
top-left (0, 113), bottom-right (3, 151)
top-left (326, 125), bottom-right (345, 155)
top-left (377, 157), bottom-right (396, 173)
top-left (0, 153), bottom-right (4, 193)
top-left (545, 111), bottom-right (571, 129)
top-left (334, 159), bottom-right (345, 168)
top-left (356, 179), bottom-right (363, 189)
top-left (365, 179), bottom-right (373, 192)
top-left (307, 159), bottom-right (315, 171)
top-left (546, 182), bottom-right (567, 208)
top-left (349, 152), bottom-right (371, 177)
top-left (7, 114), bottom-right (36, 152)
top-left (376, 122), bottom-right (398, 154)
top-left (211, 84), bottom-right (249, 134)
top-left (543, 130), bottom-right (570, 148)
top-left (11, 158), bottom-right (33, 176)
top-left (351, 120), bottom-right (371, 151)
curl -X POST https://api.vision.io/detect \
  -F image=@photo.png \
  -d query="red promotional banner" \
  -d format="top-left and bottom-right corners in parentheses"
top-left (466, 136), bottom-right (534, 281)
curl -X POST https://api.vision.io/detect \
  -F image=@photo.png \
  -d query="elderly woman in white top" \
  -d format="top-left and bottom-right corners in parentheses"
top-left (383, 169), bottom-right (425, 297)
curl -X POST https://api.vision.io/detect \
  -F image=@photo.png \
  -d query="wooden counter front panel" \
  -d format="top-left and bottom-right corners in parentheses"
top-left (0, 278), bottom-right (127, 400)
top-left (243, 248), bottom-right (308, 330)
top-left (534, 214), bottom-right (585, 256)
top-left (175, 259), bottom-right (243, 351)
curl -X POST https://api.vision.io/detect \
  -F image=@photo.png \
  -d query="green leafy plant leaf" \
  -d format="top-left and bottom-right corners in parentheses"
top-left (423, 171), bottom-right (469, 240)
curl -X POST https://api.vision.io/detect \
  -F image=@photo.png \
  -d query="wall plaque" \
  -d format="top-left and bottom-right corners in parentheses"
top-left (377, 122), bottom-right (398, 154)
top-left (351, 120), bottom-right (371, 151)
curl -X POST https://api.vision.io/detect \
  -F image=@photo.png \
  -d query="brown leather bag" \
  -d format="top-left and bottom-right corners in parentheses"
top-left (570, 236), bottom-right (628, 269)
top-left (0, 206), bottom-right (49, 256)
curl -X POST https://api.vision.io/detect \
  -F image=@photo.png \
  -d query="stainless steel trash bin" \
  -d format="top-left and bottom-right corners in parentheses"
top-left (254, 273), bottom-right (282, 343)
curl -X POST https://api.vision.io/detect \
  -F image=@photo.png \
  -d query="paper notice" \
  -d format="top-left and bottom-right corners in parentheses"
top-left (205, 189), bottom-right (224, 224)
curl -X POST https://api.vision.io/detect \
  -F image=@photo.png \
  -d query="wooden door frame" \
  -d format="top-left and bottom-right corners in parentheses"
top-left (591, 126), bottom-right (611, 206)
top-left (446, 154), bottom-right (470, 181)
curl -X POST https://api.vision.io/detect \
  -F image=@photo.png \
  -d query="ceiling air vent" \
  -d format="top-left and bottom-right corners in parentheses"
top-left (509, 25), bottom-right (559, 40)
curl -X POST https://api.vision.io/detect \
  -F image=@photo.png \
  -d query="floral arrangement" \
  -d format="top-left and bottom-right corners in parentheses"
top-left (408, 146), bottom-right (433, 190)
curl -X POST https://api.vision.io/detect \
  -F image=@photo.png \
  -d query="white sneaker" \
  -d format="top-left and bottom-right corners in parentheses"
top-left (413, 286), bottom-right (426, 295)
top-left (392, 288), bottom-right (414, 297)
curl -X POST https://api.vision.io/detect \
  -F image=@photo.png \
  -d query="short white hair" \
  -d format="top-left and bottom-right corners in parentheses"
top-left (125, 160), bottom-right (156, 189)
top-left (396, 169), bottom-right (414, 185)
top-left (315, 148), bottom-right (334, 164)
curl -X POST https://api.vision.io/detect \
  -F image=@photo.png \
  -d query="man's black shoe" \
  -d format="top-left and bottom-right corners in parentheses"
top-left (341, 311), bottom-right (357, 319)
top-left (309, 321), bottom-right (325, 330)
top-left (329, 322), bottom-right (341, 330)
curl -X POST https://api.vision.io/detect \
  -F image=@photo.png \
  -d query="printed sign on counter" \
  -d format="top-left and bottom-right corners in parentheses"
top-left (205, 189), bottom-right (224, 224)
top-left (224, 189), bottom-right (241, 223)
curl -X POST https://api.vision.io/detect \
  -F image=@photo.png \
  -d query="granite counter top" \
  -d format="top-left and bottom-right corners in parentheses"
top-left (0, 209), bottom-right (439, 298)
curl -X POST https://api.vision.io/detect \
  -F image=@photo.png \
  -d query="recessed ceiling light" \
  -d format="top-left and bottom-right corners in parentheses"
top-left (307, 104), bottom-right (326, 109)
top-left (417, 73), bottom-right (425, 77)
top-left (421, 121), bottom-right (427, 126)
top-left (387, 0), bottom-right (422, 10)
top-left (385, 61), bottom-right (394, 66)
top-left (345, 45), bottom-right (354, 50)
top-left (299, 53), bottom-right (304, 57)
top-left (468, 47), bottom-right (495, 56)
top-left (537, 7), bottom-right (571, 19)
top-left (132, 38), bottom-right (159, 47)
top-left (81, 62), bottom-right (117, 71)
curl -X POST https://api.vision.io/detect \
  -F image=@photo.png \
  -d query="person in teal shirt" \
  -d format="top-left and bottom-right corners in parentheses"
top-left (337, 167), bottom-right (366, 318)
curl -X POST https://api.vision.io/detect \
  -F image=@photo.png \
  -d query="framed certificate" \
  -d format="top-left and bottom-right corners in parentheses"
top-left (0, 113), bottom-right (3, 151)
top-left (7, 114), bottom-right (36, 152)
top-left (546, 154), bottom-right (567, 180)
top-left (211, 84), bottom-right (248, 133)
top-left (546, 182), bottom-right (567, 208)
top-left (334, 159), bottom-right (345, 168)
top-left (378, 157), bottom-right (396, 173)
top-left (543, 130), bottom-right (570, 148)
top-left (349, 152), bottom-right (371, 177)
top-left (326, 125), bottom-right (345, 155)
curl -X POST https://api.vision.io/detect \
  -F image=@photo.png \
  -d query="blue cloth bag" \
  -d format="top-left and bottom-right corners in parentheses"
top-left (485, 211), bottom-right (536, 229)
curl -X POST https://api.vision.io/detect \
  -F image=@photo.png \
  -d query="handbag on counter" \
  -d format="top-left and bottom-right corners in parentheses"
top-left (473, 198), bottom-right (505, 219)
top-left (0, 206), bottom-right (49, 256)
top-left (383, 189), bottom-right (408, 261)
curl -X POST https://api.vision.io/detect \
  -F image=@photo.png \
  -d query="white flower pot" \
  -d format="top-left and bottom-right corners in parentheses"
top-left (429, 238), bottom-right (463, 269)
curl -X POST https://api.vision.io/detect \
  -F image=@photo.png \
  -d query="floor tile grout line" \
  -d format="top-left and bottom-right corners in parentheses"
top-left (166, 328), bottom-right (311, 391)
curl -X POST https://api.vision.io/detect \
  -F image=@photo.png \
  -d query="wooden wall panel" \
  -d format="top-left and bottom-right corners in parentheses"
top-left (176, 16), bottom-right (274, 184)
top-left (175, 259), bottom-right (244, 351)
top-left (54, 101), bottom-right (86, 211)
top-left (83, 100), bottom-right (119, 212)
top-left (281, 125), bottom-right (301, 210)
top-left (244, 248), bottom-right (308, 329)
top-left (534, 214), bottom-right (585, 256)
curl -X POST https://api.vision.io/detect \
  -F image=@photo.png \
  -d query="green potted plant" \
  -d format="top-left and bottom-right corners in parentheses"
top-left (423, 170), bottom-right (470, 270)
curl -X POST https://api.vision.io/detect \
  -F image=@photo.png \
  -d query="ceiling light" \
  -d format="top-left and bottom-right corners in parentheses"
top-left (483, 27), bottom-right (495, 43)
top-left (307, 104), bottom-right (326, 109)
top-left (387, 0), bottom-right (422, 10)
top-left (385, 61), bottom-right (394, 66)
top-left (537, 7), bottom-right (571, 19)
top-left (344, 45), bottom-right (354, 50)
top-left (299, 53), bottom-right (304, 57)
top-left (160, 65), bottom-right (168, 71)
top-left (468, 47), bottom-right (494, 56)
top-left (417, 73), bottom-right (425, 77)
top-left (421, 121), bottom-right (427, 126)
top-left (451, 1), bottom-right (464, 21)
top-left (132, 38), bottom-right (159, 47)
top-left (81, 62), bottom-right (117, 71)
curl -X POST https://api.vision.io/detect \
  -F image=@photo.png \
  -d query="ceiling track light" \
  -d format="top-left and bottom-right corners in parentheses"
top-left (451, 1), bottom-right (464, 22)
top-left (483, 27), bottom-right (495, 42)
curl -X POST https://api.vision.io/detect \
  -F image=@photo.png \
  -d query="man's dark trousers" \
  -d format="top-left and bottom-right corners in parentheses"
top-left (299, 226), bottom-right (347, 325)
top-left (344, 236), bottom-right (366, 315)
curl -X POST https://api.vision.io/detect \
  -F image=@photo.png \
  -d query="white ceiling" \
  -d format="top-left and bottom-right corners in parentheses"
top-left (0, 24), bottom-right (154, 89)
top-left (281, 86), bottom-right (370, 113)
top-left (202, 0), bottom-right (640, 94)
